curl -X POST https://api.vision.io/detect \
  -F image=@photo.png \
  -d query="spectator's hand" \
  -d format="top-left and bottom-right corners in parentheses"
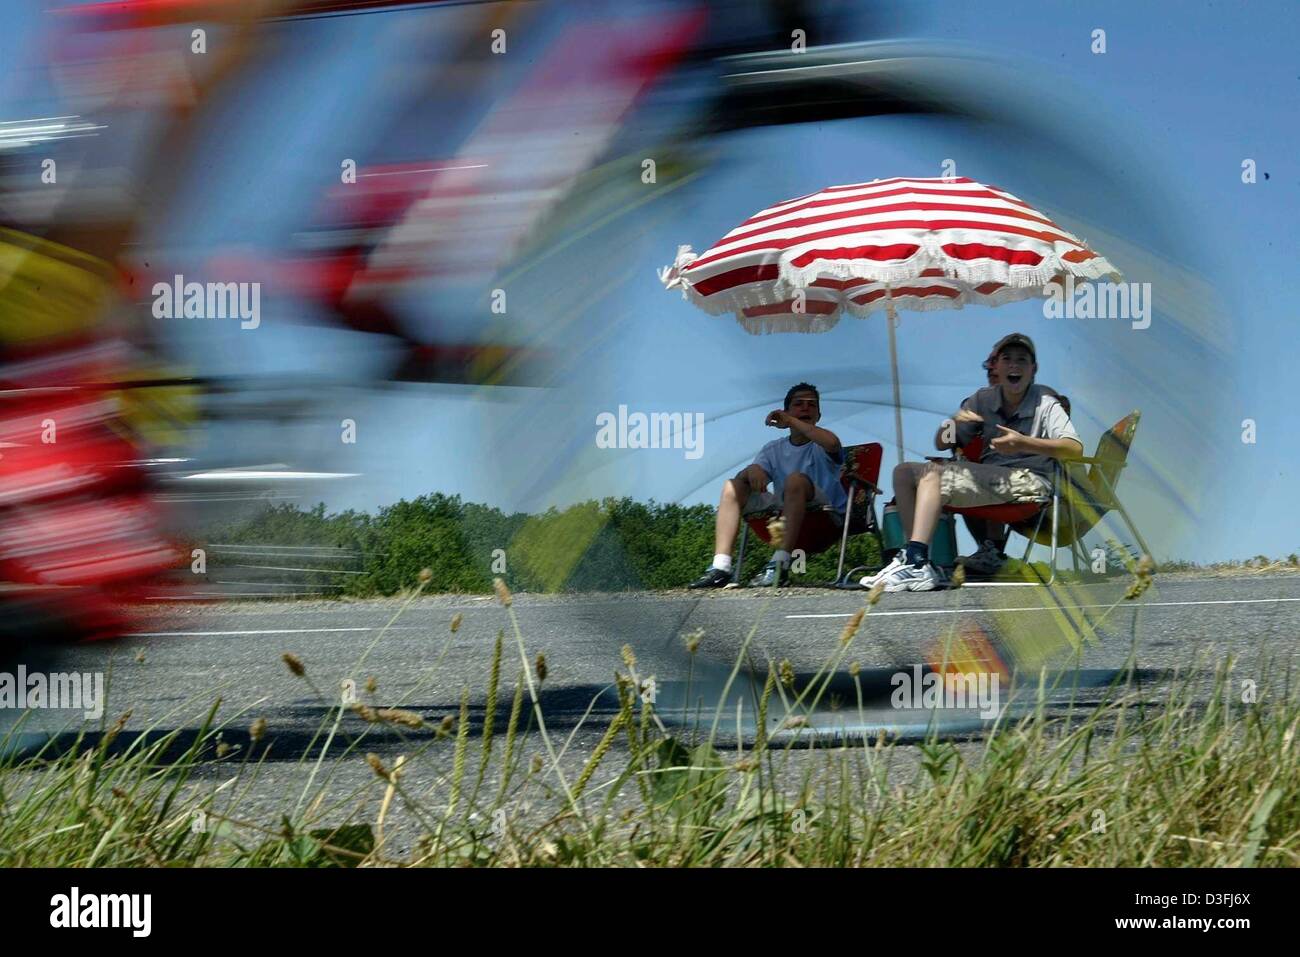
top-left (765, 409), bottom-right (793, 429)
top-left (990, 424), bottom-right (1027, 453)
top-left (954, 409), bottom-right (983, 425)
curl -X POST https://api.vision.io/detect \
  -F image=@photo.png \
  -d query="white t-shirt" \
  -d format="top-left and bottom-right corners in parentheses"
top-left (752, 436), bottom-right (847, 513)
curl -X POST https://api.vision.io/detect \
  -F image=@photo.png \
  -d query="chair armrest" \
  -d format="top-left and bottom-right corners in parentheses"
top-left (1069, 455), bottom-right (1127, 467)
top-left (842, 475), bottom-right (883, 497)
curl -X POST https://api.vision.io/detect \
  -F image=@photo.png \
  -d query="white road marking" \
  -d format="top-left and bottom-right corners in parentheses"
top-left (787, 596), bottom-right (1300, 620)
top-left (122, 596), bottom-right (1300, 635)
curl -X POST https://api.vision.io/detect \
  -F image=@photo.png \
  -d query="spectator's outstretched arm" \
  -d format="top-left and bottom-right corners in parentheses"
top-left (987, 397), bottom-right (1083, 460)
top-left (767, 410), bottom-right (842, 459)
top-left (990, 427), bottom-right (1084, 460)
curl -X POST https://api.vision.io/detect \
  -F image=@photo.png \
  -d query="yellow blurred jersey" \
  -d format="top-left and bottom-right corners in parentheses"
top-left (0, 227), bottom-right (114, 343)
top-left (0, 227), bottom-right (197, 447)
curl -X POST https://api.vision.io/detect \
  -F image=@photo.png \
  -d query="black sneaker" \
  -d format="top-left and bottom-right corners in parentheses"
top-left (749, 560), bottom-right (788, 588)
top-left (957, 539), bottom-right (1007, 576)
top-left (688, 566), bottom-right (733, 589)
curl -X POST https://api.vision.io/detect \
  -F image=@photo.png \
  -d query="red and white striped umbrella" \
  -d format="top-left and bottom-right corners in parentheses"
top-left (659, 175), bottom-right (1119, 459)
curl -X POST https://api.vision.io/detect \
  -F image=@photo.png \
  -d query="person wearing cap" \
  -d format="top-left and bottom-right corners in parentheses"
top-left (936, 343), bottom-right (1071, 577)
top-left (867, 333), bottom-right (1082, 592)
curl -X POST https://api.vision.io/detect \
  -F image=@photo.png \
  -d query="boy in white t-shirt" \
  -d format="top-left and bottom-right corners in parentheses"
top-left (689, 383), bottom-right (845, 588)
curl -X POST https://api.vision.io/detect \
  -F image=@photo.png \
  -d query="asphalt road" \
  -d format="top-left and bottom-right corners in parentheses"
top-left (6, 571), bottom-right (1299, 750)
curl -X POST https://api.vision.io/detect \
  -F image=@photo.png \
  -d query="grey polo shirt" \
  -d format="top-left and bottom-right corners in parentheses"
top-left (952, 383), bottom-right (1080, 479)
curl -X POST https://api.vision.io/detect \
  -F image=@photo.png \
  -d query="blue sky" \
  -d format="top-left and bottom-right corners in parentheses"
top-left (3, 1), bottom-right (1296, 562)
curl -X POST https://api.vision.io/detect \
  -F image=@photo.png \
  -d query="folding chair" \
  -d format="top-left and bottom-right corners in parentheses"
top-left (945, 411), bottom-right (1151, 585)
top-left (734, 442), bottom-right (885, 587)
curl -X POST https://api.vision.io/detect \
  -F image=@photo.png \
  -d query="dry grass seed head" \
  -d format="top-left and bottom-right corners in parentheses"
top-left (839, 609), bottom-right (865, 645)
top-left (351, 703), bottom-right (380, 723)
top-left (366, 753), bottom-right (391, 780)
top-left (377, 708), bottom-right (425, 729)
top-left (493, 578), bottom-right (512, 606)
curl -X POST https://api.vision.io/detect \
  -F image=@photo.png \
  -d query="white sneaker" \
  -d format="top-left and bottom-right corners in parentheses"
top-left (860, 555), bottom-right (906, 588)
top-left (879, 561), bottom-right (944, 592)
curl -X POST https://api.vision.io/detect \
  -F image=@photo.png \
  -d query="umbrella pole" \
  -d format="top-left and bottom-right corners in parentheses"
top-left (886, 296), bottom-right (904, 467)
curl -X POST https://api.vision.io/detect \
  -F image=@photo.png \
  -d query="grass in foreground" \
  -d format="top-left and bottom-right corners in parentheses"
top-left (2, 575), bottom-right (1297, 867)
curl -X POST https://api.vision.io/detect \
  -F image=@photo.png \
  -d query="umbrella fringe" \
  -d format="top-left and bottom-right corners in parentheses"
top-left (729, 286), bottom-right (1029, 333)
top-left (735, 314), bottom-right (844, 335)
top-left (690, 280), bottom-right (1116, 333)
top-left (776, 248), bottom-right (1120, 294)
top-left (844, 284), bottom-right (1050, 317)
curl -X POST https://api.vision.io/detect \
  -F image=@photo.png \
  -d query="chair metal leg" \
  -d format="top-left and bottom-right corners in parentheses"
top-left (1019, 527), bottom-right (1040, 564)
top-left (835, 480), bottom-right (857, 585)
top-left (1061, 465), bottom-right (1082, 579)
top-left (1020, 501), bottom-right (1049, 564)
top-left (734, 522), bottom-right (748, 585)
top-left (1047, 484), bottom-right (1060, 585)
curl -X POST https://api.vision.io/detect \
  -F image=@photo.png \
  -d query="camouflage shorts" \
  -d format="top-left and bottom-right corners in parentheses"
top-left (899, 461), bottom-right (1052, 507)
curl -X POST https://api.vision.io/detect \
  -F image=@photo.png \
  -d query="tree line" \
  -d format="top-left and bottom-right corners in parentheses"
top-left (203, 495), bottom-right (883, 595)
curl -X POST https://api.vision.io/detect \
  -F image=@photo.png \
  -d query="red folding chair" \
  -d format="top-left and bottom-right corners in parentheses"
top-left (943, 411), bottom-right (1151, 584)
top-left (734, 443), bottom-right (885, 586)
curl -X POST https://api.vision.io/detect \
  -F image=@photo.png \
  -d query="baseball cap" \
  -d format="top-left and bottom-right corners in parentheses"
top-left (991, 332), bottom-right (1036, 362)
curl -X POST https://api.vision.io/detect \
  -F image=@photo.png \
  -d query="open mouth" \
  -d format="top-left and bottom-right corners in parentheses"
top-left (1005, 373), bottom-right (1024, 386)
